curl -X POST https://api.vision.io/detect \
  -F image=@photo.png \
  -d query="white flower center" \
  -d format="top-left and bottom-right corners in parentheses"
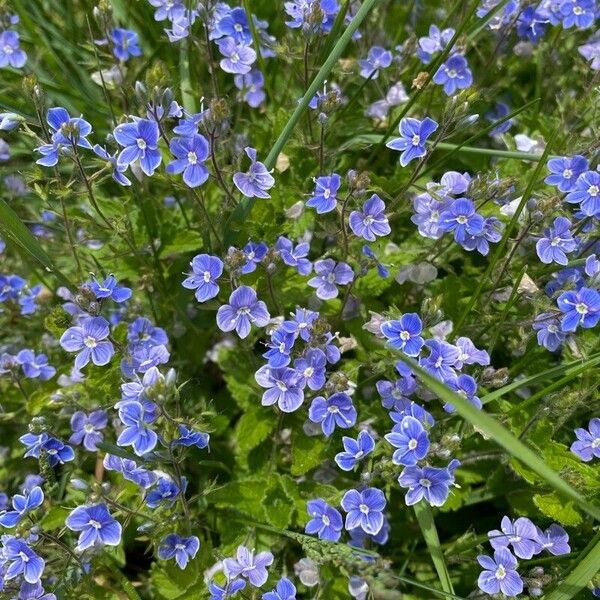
top-left (448, 69), bottom-right (457, 78)
top-left (187, 151), bottom-right (197, 164)
top-left (203, 271), bottom-right (211, 283)
top-left (576, 302), bottom-right (588, 315)
top-left (588, 185), bottom-right (599, 197)
top-left (573, 6), bottom-right (583, 14)
top-left (89, 519), bottom-right (102, 529)
top-left (592, 438), bottom-right (600, 449)
top-left (563, 168), bottom-right (573, 179)
top-left (4, 45), bottom-right (13, 55)
top-left (19, 551), bottom-right (29, 562)
top-left (137, 138), bottom-right (147, 150)
top-left (328, 405), bottom-right (339, 413)
top-left (84, 423), bottom-right (95, 433)
top-left (419, 477), bottom-right (431, 488)
top-left (234, 23), bottom-right (243, 32)
top-left (408, 439), bottom-right (418, 450)
top-left (457, 215), bottom-right (468, 224)
top-left (84, 336), bottom-right (98, 348)
top-left (359, 503), bottom-right (369, 514)
top-left (551, 236), bottom-right (560, 247)
top-left (322, 514), bottom-right (330, 525)
top-left (231, 52), bottom-right (239, 63)
top-left (326, 273), bottom-right (336, 283)
top-left (412, 134), bottom-right (421, 146)
top-left (364, 215), bottom-right (374, 226)
top-left (323, 189), bottom-right (331, 198)
top-left (495, 565), bottom-right (506, 580)
top-left (304, 366), bottom-right (314, 377)
top-left (400, 330), bottom-right (410, 341)
top-left (276, 380), bottom-right (288, 391)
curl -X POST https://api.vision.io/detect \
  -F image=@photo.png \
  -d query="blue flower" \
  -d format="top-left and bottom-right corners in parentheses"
top-left (60, 316), bottom-right (115, 370)
top-left (358, 46), bottom-right (392, 79)
top-left (255, 365), bottom-right (304, 412)
top-left (173, 110), bottom-right (208, 137)
top-left (146, 477), bottom-right (185, 509)
top-left (380, 313), bottom-right (424, 357)
top-left (533, 313), bottom-right (565, 352)
top-left (19, 433), bottom-right (48, 460)
top-left (217, 37), bottom-right (256, 74)
top-left (335, 430), bottom-right (375, 471)
top-left (349, 194), bottom-right (391, 241)
top-left (439, 198), bottom-right (484, 243)
top-left (166, 134), bottom-right (210, 187)
top-left (0, 30), bottom-right (27, 68)
top-left (545, 155), bottom-right (588, 192)
top-left (308, 259), bottom-right (354, 300)
top-left (233, 147), bottom-right (274, 198)
top-left (306, 173), bottom-right (341, 213)
top-left (571, 418), bottom-right (600, 461)
top-left (386, 117), bottom-right (438, 166)
top-left (234, 69), bottom-right (266, 108)
top-left (1, 537), bottom-right (45, 583)
top-left (293, 349), bottom-right (326, 391)
top-left (305, 499), bottom-right (343, 542)
top-left (420, 340), bottom-right (460, 383)
top-left (309, 392), bottom-right (357, 436)
top-left (117, 401), bottom-right (158, 455)
top-left (559, 0), bottom-right (595, 29)
top-left (223, 545), bottom-right (274, 587)
top-left (182, 254), bottom-right (224, 302)
top-left (516, 7), bottom-right (548, 43)
top-left (158, 534), bottom-right (199, 570)
top-left (385, 416), bottom-right (429, 466)
top-left (485, 101), bottom-right (513, 136)
top-left (565, 170), bottom-right (600, 217)
top-left (341, 487), bottom-right (386, 535)
top-left (16, 350), bottom-right (55, 381)
top-left (215, 7), bottom-right (252, 44)
top-left (462, 216), bottom-right (503, 255)
top-left (535, 524), bottom-right (571, 556)
top-left (65, 503), bottom-right (122, 551)
top-left (92, 144), bottom-right (132, 186)
top-left (284, 0), bottom-right (340, 34)
top-left (362, 245), bottom-right (389, 278)
top-left (240, 241), bottom-right (268, 274)
top-left (477, 548), bottom-right (523, 597)
top-left (148, 0), bottom-right (185, 22)
top-left (0, 274), bottom-right (25, 302)
top-left (0, 486), bottom-right (44, 528)
top-left (398, 459), bottom-right (460, 506)
top-left (275, 236), bottom-right (312, 275)
top-left (444, 374), bottom-right (482, 413)
top-left (454, 337), bottom-right (490, 368)
top-left (114, 118), bottom-right (162, 176)
top-left (416, 24), bottom-right (455, 64)
top-left (263, 328), bottom-right (296, 367)
top-left (488, 516), bottom-right (541, 559)
top-left (111, 28), bottom-right (142, 61)
top-left (41, 437), bottom-right (75, 467)
top-left (536, 217), bottom-right (577, 265)
top-left (216, 286), bottom-right (270, 338)
top-left (69, 410), bottom-right (108, 451)
top-left (433, 54), bottom-right (473, 95)
top-left (172, 425), bottom-right (210, 449)
top-left (103, 454), bottom-right (157, 488)
top-left (208, 578), bottom-right (246, 600)
top-left (16, 581), bottom-right (56, 600)
top-left (88, 275), bottom-right (132, 303)
top-left (281, 307), bottom-right (319, 341)
top-left (557, 287), bottom-right (600, 331)
top-left (262, 578), bottom-right (296, 600)
top-left (128, 317), bottom-right (169, 347)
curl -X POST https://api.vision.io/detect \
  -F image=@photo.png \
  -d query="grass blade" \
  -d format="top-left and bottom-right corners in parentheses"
top-left (0, 199), bottom-right (72, 289)
top-left (223, 0), bottom-right (380, 242)
top-left (544, 531), bottom-right (600, 600)
top-left (399, 357), bottom-right (600, 521)
top-left (413, 501), bottom-right (455, 599)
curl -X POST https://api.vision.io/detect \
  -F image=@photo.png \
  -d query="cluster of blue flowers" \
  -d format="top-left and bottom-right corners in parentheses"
top-left (0, 13), bottom-right (26, 70)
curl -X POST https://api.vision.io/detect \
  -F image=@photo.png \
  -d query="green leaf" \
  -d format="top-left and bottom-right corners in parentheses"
top-left (544, 531), bottom-right (600, 600)
top-left (0, 198), bottom-right (72, 288)
top-left (413, 502), bottom-right (455, 599)
top-left (262, 477), bottom-right (295, 529)
top-left (399, 357), bottom-right (600, 521)
top-left (533, 494), bottom-right (583, 526)
top-left (235, 404), bottom-right (277, 469)
top-left (290, 432), bottom-right (329, 476)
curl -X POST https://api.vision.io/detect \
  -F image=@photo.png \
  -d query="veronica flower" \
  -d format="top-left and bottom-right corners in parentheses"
top-left (234, 69), bottom-right (266, 108)
top-left (43, 437), bottom-right (75, 467)
top-left (240, 241), bottom-right (268, 273)
top-left (366, 81), bottom-right (408, 119)
top-left (15, 581), bottom-right (56, 600)
top-left (19, 433), bottom-right (48, 460)
top-left (485, 101), bottom-right (513, 136)
top-left (516, 6), bottom-right (548, 42)
top-left (215, 7), bottom-right (252, 44)
top-left (477, 548), bottom-right (523, 597)
top-left (216, 286), bottom-right (270, 338)
top-left (114, 118), bottom-right (162, 176)
top-left (255, 365), bottom-right (304, 412)
top-left (166, 134), bottom-right (210, 187)
top-left (454, 337), bottom-right (489, 368)
top-left (0, 30), bottom-right (27, 68)
top-left (358, 46), bottom-right (392, 79)
top-left (545, 155), bottom-right (588, 192)
top-left (306, 173), bottom-right (341, 213)
top-left (305, 499), bottom-right (343, 541)
top-left (341, 487), bottom-right (386, 535)
top-left (128, 316), bottom-right (169, 347)
top-left (536, 217), bottom-right (577, 265)
top-left (16, 350), bottom-right (56, 381)
top-left (398, 459), bottom-right (460, 506)
top-left (263, 328), bottom-right (296, 367)
top-left (173, 110), bottom-right (208, 137)
top-left (60, 316), bottom-right (114, 370)
top-left (103, 454), bottom-right (156, 489)
top-left (293, 349), bottom-right (326, 391)
top-left (444, 374), bottom-right (482, 413)
top-left (158, 534), bottom-right (199, 570)
top-left (439, 198), bottom-right (484, 243)
top-left (557, 287), bottom-right (600, 331)
top-left (223, 546), bottom-right (274, 587)
top-left (263, 578), bottom-right (297, 600)
top-left (148, 0), bottom-right (185, 22)
top-left (182, 254), bottom-right (224, 302)
top-left (217, 37), bottom-right (256, 74)
top-left (1, 537), bottom-right (45, 583)
top-left (0, 486), bottom-right (44, 527)
top-left (385, 416), bottom-right (429, 466)
top-left (111, 28), bottom-right (142, 61)
top-left (308, 392), bottom-right (357, 436)
top-left (559, 0), bottom-right (595, 29)
top-left (88, 275), bottom-right (132, 303)
top-left (420, 340), bottom-right (460, 382)
top-left (308, 259), bottom-right (354, 300)
top-left (69, 410), bottom-right (108, 451)
top-left (380, 313), bottom-right (424, 357)
top-left (275, 236), bottom-right (312, 275)
top-left (579, 37), bottom-right (600, 69)
top-left (533, 313), bottom-right (566, 351)
top-left (117, 401), bottom-right (158, 455)
top-left (233, 147), bottom-right (275, 198)
top-left (208, 578), bottom-right (246, 600)
top-left (433, 54), bottom-right (473, 95)
top-left (335, 430), bottom-right (375, 471)
top-left (376, 378), bottom-right (417, 411)
top-left (570, 418), bottom-right (600, 461)
top-left (566, 171), bottom-right (600, 217)
top-left (93, 144), bottom-right (131, 186)
top-left (488, 516), bottom-right (542, 559)
top-left (146, 477), bottom-right (184, 508)
top-left (282, 307), bottom-right (319, 341)
top-left (386, 117), bottom-right (438, 166)
top-left (349, 194), bottom-right (391, 241)
top-left (0, 274), bottom-right (25, 302)
top-left (65, 503), bottom-right (122, 551)
top-left (416, 24), bottom-right (455, 63)
top-left (171, 425), bottom-right (210, 449)
top-left (535, 524), bottom-right (571, 555)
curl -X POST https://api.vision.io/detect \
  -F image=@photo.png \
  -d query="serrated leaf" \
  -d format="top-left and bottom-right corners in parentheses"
top-left (290, 432), bottom-right (329, 476)
top-left (235, 403), bottom-right (276, 468)
top-left (533, 493), bottom-right (583, 526)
